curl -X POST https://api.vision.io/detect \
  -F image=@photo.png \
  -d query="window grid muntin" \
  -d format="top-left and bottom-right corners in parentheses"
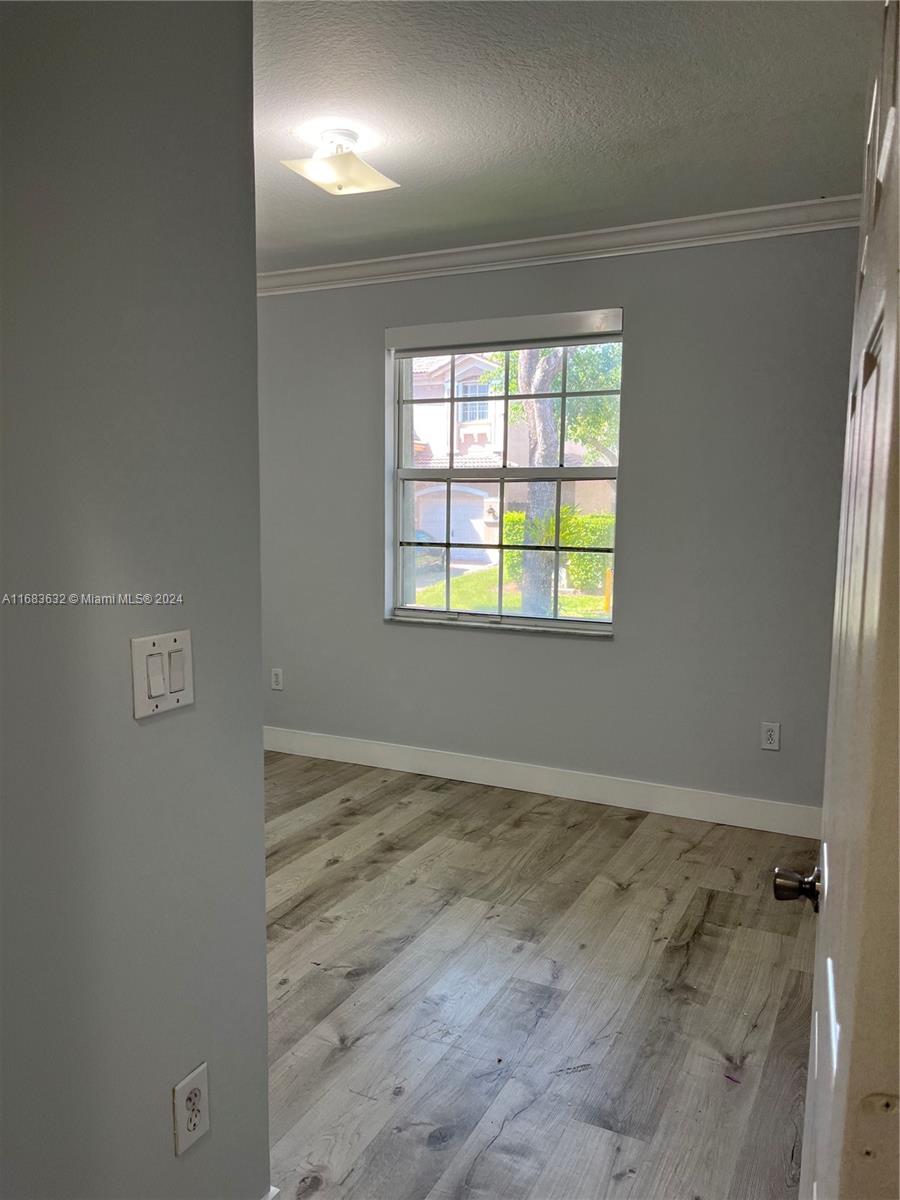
top-left (448, 355), bottom-right (456, 471)
top-left (400, 390), bottom-right (619, 407)
top-left (394, 337), bottom-right (620, 626)
top-left (553, 348), bottom-right (569, 612)
top-left (442, 476), bottom-right (451, 609)
top-left (398, 541), bottom-right (614, 552)
top-left (499, 350), bottom-right (510, 614)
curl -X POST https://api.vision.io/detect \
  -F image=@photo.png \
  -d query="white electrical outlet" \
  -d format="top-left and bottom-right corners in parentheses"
top-left (761, 721), bottom-right (781, 751)
top-left (271, 667), bottom-right (284, 690)
top-left (173, 1062), bottom-right (210, 1155)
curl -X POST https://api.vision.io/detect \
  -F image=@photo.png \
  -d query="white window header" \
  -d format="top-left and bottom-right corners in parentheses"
top-left (385, 308), bottom-right (623, 354)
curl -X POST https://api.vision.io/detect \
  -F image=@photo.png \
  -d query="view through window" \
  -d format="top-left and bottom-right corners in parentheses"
top-left (392, 319), bottom-right (622, 632)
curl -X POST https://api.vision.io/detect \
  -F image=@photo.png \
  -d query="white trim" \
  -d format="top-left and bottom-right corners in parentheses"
top-left (264, 726), bottom-right (822, 839)
top-left (386, 308), bottom-right (622, 352)
top-left (259, 1188), bottom-right (279, 1200)
top-left (257, 196), bottom-right (860, 297)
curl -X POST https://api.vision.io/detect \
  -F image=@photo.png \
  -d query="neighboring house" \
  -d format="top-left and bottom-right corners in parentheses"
top-left (410, 352), bottom-right (504, 466)
top-left (411, 353), bottom-right (501, 562)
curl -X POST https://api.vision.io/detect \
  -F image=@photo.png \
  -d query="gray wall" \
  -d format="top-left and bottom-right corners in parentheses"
top-left (259, 230), bottom-right (855, 810)
top-left (0, 5), bottom-right (269, 1199)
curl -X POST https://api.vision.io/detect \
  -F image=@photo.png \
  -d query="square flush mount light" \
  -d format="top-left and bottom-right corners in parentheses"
top-left (282, 127), bottom-right (399, 196)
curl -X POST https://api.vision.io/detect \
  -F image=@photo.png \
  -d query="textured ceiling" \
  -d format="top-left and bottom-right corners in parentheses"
top-left (254, 1), bottom-right (879, 272)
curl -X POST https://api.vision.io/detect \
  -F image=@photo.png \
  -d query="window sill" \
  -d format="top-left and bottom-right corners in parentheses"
top-left (387, 610), bottom-right (614, 638)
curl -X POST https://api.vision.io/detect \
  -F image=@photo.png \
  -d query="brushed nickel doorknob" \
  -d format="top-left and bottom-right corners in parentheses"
top-left (773, 866), bottom-right (821, 912)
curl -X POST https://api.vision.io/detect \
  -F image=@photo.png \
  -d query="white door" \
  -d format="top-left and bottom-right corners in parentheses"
top-left (796, 5), bottom-right (899, 1197)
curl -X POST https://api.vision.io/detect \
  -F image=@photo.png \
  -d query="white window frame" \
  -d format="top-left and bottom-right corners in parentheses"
top-left (384, 309), bottom-right (623, 637)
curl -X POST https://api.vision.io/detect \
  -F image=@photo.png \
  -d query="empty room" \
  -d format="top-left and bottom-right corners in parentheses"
top-left (1, 3), bottom-right (897, 1200)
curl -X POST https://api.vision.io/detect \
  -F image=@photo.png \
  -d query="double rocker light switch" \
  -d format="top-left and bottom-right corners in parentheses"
top-left (169, 649), bottom-right (185, 693)
top-left (146, 652), bottom-right (166, 698)
top-left (131, 630), bottom-right (194, 719)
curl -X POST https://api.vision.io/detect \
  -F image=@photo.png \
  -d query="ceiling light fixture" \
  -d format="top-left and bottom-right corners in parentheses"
top-left (293, 116), bottom-right (383, 154)
top-left (281, 127), bottom-right (399, 197)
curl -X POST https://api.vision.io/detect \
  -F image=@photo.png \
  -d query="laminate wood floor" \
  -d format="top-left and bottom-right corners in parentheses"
top-left (265, 752), bottom-right (818, 1200)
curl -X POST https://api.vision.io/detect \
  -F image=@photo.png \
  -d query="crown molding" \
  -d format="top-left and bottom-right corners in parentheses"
top-left (257, 194), bottom-right (860, 297)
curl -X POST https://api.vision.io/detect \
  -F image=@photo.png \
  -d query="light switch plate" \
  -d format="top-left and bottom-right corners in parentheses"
top-left (131, 630), bottom-right (194, 719)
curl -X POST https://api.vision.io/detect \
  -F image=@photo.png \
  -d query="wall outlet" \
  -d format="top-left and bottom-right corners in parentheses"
top-left (270, 667), bottom-right (284, 690)
top-left (761, 721), bottom-right (781, 751)
top-left (172, 1062), bottom-right (210, 1155)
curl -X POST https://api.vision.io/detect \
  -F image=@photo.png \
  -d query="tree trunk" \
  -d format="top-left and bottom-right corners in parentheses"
top-left (518, 348), bottom-right (560, 617)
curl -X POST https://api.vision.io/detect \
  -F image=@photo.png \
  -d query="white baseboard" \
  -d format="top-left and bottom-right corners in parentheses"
top-left (259, 1188), bottom-right (279, 1200)
top-left (263, 726), bottom-right (821, 839)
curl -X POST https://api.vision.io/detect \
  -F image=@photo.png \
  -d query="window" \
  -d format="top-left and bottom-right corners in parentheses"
top-left (458, 398), bottom-right (490, 422)
top-left (387, 309), bottom-right (623, 635)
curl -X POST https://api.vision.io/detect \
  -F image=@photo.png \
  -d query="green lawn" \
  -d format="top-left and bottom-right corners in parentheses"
top-left (416, 566), bottom-right (610, 619)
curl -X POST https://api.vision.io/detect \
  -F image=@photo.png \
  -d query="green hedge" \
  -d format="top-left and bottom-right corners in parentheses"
top-left (504, 506), bottom-right (614, 591)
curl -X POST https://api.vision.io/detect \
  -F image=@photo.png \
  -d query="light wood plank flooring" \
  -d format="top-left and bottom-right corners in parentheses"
top-left (265, 752), bottom-right (818, 1200)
